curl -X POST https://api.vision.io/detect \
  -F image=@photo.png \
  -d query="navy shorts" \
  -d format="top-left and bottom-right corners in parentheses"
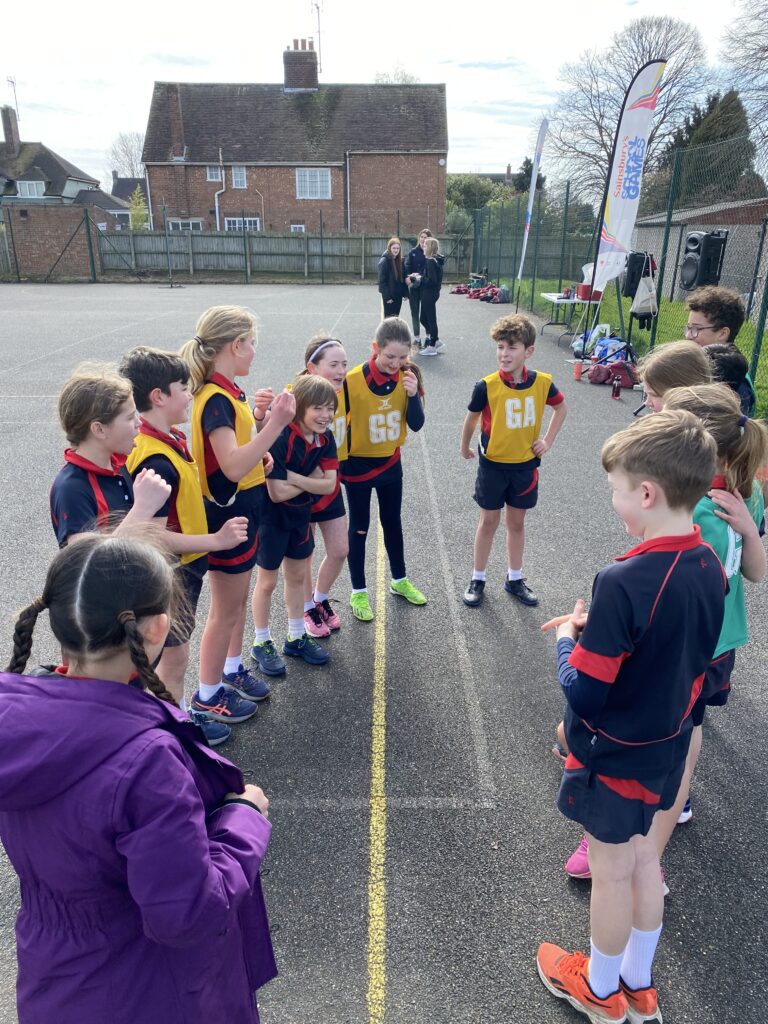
top-left (557, 751), bottom-right (687, 844)
top-left (691, 648), bottom-right (736, 726)
top-left (310, 488), bottom-right (346, 524)
top-left (165, 558), bottom-right (207, 647)
top-left (474, 456), bottom-right (539, 511)
top-left (204, 485), bottom-right (262, 575)
top-left (256, 518), bottom-right (314, 571)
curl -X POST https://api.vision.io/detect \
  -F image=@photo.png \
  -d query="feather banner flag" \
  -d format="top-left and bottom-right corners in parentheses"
top-left (592, 60), bottom-right (666, 293)
top-left (516, 118), bottom-right (549, 281)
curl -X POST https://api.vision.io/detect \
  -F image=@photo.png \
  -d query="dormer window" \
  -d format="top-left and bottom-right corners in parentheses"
top-left (17, 181), bottom-right (45, 198)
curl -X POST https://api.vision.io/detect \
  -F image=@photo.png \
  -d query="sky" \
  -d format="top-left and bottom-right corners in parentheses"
top-left (1, 0), bottom-right (742, 190)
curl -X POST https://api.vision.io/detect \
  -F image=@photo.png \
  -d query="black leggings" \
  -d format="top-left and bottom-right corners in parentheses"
top-left (419, 292), bottom-right (439, 343)
top-left (382, 295), bottom-right (403, 318)
top-left (345, 477), bottom-right (405, 589)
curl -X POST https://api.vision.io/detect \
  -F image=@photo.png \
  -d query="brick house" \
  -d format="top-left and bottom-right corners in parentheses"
top-left (142, 40), bottom-right (448, 234)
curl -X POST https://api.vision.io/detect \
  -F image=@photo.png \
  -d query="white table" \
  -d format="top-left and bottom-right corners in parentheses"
top-left (540, 292), bottom-right (602, 346)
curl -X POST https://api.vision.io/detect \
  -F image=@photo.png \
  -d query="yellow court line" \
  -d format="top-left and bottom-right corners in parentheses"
top-left (367, 523), bottom-right (388, 1024)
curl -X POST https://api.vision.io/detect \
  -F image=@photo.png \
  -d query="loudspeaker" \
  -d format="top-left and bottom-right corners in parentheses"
top-left (680, 230), bottom-right (728, 291)
top-left (623, 251), bottom-right (648, 298)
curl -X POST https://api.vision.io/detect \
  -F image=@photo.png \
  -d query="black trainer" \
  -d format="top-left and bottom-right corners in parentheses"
top-left (463, 579), bottom-right (486, 607)
top-left (504, 577), bottom-right (539, 607)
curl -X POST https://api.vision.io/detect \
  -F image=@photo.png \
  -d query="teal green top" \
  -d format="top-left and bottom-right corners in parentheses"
top-left (694, 480), bottom-right (764, 658)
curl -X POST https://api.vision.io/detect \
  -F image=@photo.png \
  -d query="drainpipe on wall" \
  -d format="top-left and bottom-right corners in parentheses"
top-left (345, 151), bottom-right (351, 232)
top-left (252, 186), bottom-right (265, 231)
top-left (145, 171), bottom-right (154, 231)
top-left (214, 148), bottom-right (226, 230)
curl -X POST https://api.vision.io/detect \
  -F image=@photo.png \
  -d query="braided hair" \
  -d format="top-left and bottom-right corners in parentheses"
top-left (6, 533), bottom-right (178, 706)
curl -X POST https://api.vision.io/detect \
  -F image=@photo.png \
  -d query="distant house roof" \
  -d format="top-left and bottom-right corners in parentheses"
top-left (636, 196), bottom-right (768, 226)
top-left (0, 142), bottom-right (98, 196)
top-left (74, 189), bottom-right (129, 211)
top-left (143, 82), bottom-right (448, 164)
top-left (111, 175), bottom-right (148, 204)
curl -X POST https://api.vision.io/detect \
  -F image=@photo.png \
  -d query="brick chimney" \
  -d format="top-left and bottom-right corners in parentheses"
top-left (283, 39), bottom-right (319, 92)
top-left (1, 106), bottom-right (21, 158)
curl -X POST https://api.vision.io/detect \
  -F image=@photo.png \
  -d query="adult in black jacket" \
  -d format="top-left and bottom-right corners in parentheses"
top-left (378, 237), bottom-right (408, 318)
top-left (403, 228), bottom-right (432, 344)
top-left (418, 237), bottom-right (444, 355)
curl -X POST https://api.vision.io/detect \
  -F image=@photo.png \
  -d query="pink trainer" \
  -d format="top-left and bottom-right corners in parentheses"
top-left (565, 836), bottom-right (591, 878)
top-left (317, 599), bottom-right (341, 631)
top-left (304, 606), bottom-right (331, 638)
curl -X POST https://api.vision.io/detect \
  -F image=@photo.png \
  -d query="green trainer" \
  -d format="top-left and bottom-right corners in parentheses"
top-left (390, 578), bottom-right (427, 605)
top-left (350, 591), bottom-right (374, 621)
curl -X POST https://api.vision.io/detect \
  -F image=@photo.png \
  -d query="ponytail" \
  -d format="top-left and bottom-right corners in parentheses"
top-left (5, 597), bottom-right (46, 675)
top-left (179, 305), bottom-right (256, 394)
top-left (726, 417), bottom-right (768, 498)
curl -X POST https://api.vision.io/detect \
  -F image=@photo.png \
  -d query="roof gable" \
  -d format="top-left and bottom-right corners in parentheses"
top-left (143, 82), bottom-right (448, 165)
top-left (0, 141), bottom-right (98, 195)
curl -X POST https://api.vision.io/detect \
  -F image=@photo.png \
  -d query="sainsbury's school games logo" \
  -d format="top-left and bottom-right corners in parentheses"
top-left (614, 135), bottom-right (647, 201)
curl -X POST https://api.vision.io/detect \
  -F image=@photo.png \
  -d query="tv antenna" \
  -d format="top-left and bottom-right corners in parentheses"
top-left (6, 77), bottom-right (20, 120)
top-left (311, 0), bottom-right (323, 73)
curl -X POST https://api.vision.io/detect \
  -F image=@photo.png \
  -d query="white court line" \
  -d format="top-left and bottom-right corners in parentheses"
top-left (272, 796), bottom-right (496, 812)
top-left (417, 429), bottom-right (498, 805)
top-left (0, 310), bottom-right (183, 381)
top-left (328, 299), bottom-right (352, 335)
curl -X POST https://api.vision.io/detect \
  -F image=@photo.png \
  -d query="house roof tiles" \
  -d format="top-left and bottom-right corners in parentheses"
top-left (143, 82), bottom-right (448, 164)
top-left (0, 142), bottom-right (98, 195)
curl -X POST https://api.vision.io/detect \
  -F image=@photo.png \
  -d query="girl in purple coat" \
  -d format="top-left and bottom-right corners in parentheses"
top-left (0, 533), bottom-right (276, 1024)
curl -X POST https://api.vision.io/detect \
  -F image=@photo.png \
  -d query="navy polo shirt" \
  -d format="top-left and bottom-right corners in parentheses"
top-left (263, 423), bottom-right (338, 528)
top-left (559, 527), bottom-right (726, 779)
top-left (50, 450), bottom-right (133, 547)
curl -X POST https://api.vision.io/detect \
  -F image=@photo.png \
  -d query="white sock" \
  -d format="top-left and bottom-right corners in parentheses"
top-left (588, 940), bottom-right (625, 999)
top-left (352, 587), bottom-right (368, 595)
top-left (304, 600), bottom-right (316, 613)
top-left (620, 925), bottom-right (662, 991)
top-left (314, 590), bottom-right (329, 604)
top-left (253, 627), bottom-right (271, 645)
top-left (507, 568), bottom-right (523, 581)
top-left (223, 656), bottom-right (241, 676)
top-left (197, 681), bottom-right (221, 701)
top-left (288, 618), bottom-right (305, 640)
top-left (178, 696), bottom-right (187, 712)
top-left (472, 570), bottom-right (486, 582)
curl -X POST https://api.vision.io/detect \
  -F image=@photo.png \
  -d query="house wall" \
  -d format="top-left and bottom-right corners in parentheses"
top-left (2, 205), bottom-right (119, 280)
top-left (146, 155), bottom-right (447, 235)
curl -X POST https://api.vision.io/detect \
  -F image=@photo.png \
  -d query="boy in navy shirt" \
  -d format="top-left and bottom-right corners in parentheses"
top-left (538, 410), bottom-right (726, 1024)
top-left (50, 364), bottom-right (170, 546)
top-left (251, 375), bottom-right (339, 671)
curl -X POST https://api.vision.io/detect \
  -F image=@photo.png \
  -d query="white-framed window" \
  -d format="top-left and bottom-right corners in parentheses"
top-left (206, 165), bottom-right (222, 182)
top-left (224, 217), bottom-right (261, 232)
top-left (296, 168), bottom-right (331, 200)
top-left (168, 219), bottom-right (203, 232)
top-left (290, 223), bottom-right (306, 233)
top-left (17, 180), bottom-right (45, 198)
top-left (232, 166), bottom-right (247, 189)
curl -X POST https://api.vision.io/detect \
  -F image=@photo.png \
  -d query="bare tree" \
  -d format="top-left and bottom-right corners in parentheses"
top-left (723, 0), bottom-right (768, 150)
top-left (374, 64), bottom-right (420, 84)
top-left (548, 17), bottom-right (707, 199)
top-left (106, 131), bottom-right (145, 178)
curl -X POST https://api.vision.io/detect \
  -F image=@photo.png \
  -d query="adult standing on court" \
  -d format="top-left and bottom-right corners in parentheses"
top-left (403, 228), bottom-right (432, 346)
top-left (377, 238), bottom-right (408, 319)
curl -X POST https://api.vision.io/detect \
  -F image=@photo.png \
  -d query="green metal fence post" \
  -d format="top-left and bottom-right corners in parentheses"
top-left (496, 204), bottom-right (504, 285)
top-left (242, 210), bottom-right (249, 283)
top-left (558, 181), bottom-right (570, 294)
top-left (83, 209), bottom-right (97, 282)
top-left (649, 147), bottom-right (681, 349)
top-left (319, 210), bottom-right (325, 285)
top-left (529, 189), bottom-right (543, 312)
top-left (749, 261), bottom-right (768, 382)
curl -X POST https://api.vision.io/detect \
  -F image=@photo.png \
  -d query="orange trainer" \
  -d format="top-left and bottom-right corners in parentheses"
top-left (536, 943), bottom-right (628, 1023)
top-left (620, 979), bottom-right (663, 1023)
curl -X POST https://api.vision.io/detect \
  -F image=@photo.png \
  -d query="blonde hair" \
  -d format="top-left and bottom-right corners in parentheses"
top-left (601, 408), bottom-right (717, 510)
top-left (637, 341), bottom-right (711, 397)
top-left (291, 374), bottom-right (337, 423)
top-left (58, 363), bottom-right (133, 446)
top-left (178, 305), bottom-right (256, 394)
top-left (423, 238), bottom-right (439, 258)
top-left (663, 384), bottom-right (768, 498)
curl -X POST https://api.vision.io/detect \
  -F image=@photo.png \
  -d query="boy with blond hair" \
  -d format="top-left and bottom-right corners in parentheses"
top-left (460, 314), bottom-right (567, 608)
top-left (538, 410), bottom-right (727, 1023)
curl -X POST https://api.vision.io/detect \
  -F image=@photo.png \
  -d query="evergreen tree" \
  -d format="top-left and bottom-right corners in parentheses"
top-left (128, 185), bottom-right (149, 231)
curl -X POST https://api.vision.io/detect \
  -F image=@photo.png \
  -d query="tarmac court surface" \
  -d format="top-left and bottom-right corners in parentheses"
top-left (0, 282), bottom-right (766, 1023)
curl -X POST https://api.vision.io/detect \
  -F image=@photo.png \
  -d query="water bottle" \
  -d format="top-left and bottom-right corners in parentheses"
top-left (611, 376), bottom-right (622, 400)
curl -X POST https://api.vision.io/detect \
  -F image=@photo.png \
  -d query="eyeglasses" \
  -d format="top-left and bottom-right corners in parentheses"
top-left (684, 323), bottom-right (718, 340)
